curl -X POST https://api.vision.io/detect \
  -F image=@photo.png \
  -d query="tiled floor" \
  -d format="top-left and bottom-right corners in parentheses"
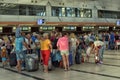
top-left (0, 50), bottom-right (120, 80)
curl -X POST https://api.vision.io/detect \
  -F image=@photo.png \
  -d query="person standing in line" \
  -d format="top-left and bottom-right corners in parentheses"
top-left (0, 46), bottom-right (8, 67)
top-left (40, 33), bottom-right (52, 73)
top-left (57, 33), bottom-right (70, 71)
top-left (15, 35), bottom-right (29, 72)
top-left (69, 33), bottom-right (79, 64)
top-left (104, 32), bottom-right (110, 50)
top-left (15, 25), bottom-right (29, 72)
top-left (110, 32), bottom-right (115, 50)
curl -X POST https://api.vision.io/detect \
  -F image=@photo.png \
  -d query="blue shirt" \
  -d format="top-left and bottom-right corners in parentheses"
top-left (15, 37), bottom-right (24, 51)
top-left (31, 36), bottom-right (36, 42)
top-left (110, 33), bottom-right (115, 41)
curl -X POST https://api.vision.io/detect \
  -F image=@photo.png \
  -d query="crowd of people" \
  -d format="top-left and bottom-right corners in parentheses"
top-left (0, 26), bottom-right (120, 73)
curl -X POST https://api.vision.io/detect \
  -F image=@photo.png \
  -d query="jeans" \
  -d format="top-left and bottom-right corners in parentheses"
top-left (99, 46), bottom-right (104, 61)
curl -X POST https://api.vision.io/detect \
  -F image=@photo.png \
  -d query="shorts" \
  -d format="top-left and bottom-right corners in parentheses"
top-left (86, 47), bottom-right (92, 56)
top-left (2, 57), bottom-right (7, 62)
top-left (16, 50), bottom-right (25, 61)
top-left (60, 50), bottom-right (69, 56)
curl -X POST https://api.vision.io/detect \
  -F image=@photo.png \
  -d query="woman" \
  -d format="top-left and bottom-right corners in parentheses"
top-left (69, 33), bottom-right (79, 64)
top-left (57, 33), bottom-right (70, 71)
top-left (40, 33), bottom-right (52, 73)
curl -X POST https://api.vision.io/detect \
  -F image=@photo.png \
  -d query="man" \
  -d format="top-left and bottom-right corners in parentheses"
top-left (94, 40), bottom-right (104, 64)
top-left (15, 30), bottom-right (29, 72)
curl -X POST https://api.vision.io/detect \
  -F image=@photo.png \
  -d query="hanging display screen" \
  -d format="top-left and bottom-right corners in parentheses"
top-left (37, 19), bottom-right (45, 25)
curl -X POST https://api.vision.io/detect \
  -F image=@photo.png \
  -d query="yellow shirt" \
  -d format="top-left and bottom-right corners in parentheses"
top-left (40, 39), bottom-right (51, 50)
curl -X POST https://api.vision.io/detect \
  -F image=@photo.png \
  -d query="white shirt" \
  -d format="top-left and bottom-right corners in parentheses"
top-left (94, 40), bottom-right (104, 47)
top-left (70, 38), bottom-right (77, 47)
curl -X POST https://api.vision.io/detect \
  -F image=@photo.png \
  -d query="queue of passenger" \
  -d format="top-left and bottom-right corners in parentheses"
top-left (0, 30), bottom-right (120, 73)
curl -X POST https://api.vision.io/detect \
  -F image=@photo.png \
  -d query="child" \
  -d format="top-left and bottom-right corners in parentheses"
top-left (0, 46), bottom-right (8, 67)
top-left (86, 41), bottom-right (94, 62)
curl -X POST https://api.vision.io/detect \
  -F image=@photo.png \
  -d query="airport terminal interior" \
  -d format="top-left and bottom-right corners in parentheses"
top-left (0, 0), bottom-right (120, 80)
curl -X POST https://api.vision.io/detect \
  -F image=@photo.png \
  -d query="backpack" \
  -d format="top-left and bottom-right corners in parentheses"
top-left (52, 38), bottom-right (58, 49)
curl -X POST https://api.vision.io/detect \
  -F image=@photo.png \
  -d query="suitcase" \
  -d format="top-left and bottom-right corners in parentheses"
top-left (51, 51), bottom-right (62, 62)
top-left (75, 50), bottom-right (81, 64)
top-left (0, 57), bottom-right (2, 62)
top-left (9, 53), bottom-right (17, 67)
top-left (25, 54), bottom-right (39, 72)
top-left (48, 57), bottom-right (52, 71)
top-left (0, 55), bottom-right (2, 62)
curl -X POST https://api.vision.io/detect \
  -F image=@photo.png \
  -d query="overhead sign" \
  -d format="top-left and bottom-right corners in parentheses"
top-left (37, 19), bottom-right (45, 25)
top-left (116, 20), bottom-right (120, 26)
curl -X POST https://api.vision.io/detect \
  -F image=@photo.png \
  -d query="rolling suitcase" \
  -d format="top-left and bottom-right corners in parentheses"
top-left (0, 56), bottom-right (2, 62)
top-left (48, 57), bottom-right (53, 71)
top-left (9, 53), bottom-right (17, 67)
top-left (25, 54), bottom-right (39, 72)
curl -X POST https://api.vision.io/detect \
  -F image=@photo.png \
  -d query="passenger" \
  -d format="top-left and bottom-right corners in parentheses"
top-left (40, 33), bottom-right (52, 73)
top-left (57, 33), bottom-right (70, 71)
top-left (115, 32), bottom-right (120, 50)
top-left (109, 32), bottom-right (115, 50)
top-left (69, 33), bottom-right (79, 64)
top-left (86, 41), bottom-right (94, 62)
top-left (35, 34), bottom-right (41, 62)
top-left (15, 34), bottom-right (29, 72)
top-left (0, 46), bottom-right (8, 67)
top-left (94, 40), bottom-right (104, 64)
top-left (104, 32), bottom-right (110, 50)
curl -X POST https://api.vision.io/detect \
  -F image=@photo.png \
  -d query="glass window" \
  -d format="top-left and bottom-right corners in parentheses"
top-left (51, 7), bottom-right (92, 18)
top-left (65, 7), bottom-right (75, 17)
top-left (62, 7), bottom-right (65, 17)
top-left (75, 8), bottom-right (80, 17)
top-left (19, 5), bottom-right (27, 15)
top-left (36, 6), bottom-right (46, 16)
top-left (0, 3), bottom-right (46, 16)
top-left (79, 8), bottom-right (92, 18)
top-left (51, 7), bottom-right (62, 17)
top-left (28, 5), bottom-right (36, 15)
top-left (0, 3), bottom-right (19, 15)
top-left (98, 10), bottom-right (120, 19)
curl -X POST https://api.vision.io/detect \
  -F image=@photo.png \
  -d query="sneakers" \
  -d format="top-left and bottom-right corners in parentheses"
top-left (21, 67), bottom-right (25, 71)
top-left (99, 61), bottom-right (103, 64)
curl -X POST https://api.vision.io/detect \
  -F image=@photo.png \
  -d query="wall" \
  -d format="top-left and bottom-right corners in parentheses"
top-left (0, 0), bottom-right (119, 23)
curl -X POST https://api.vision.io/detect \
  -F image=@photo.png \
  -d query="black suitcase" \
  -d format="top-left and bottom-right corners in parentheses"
top-left (25, 54), bottom-right (39, 72)
top-left (9, 53), bottom-right (17, 67)
top-left (75, 50), bottom-right (81, 64)
top-left (0, 56), bottom-right (2, 62)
